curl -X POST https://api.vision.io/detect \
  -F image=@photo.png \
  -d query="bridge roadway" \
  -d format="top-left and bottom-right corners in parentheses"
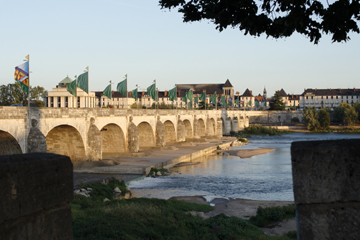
top-left (0, 107), bottom-right (249, 161)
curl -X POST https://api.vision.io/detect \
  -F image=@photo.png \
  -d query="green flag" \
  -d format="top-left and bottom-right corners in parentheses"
top-left (186, 90), bottom-right (193, 101)
top-left (66, 79), bottom-right (77, 97)
top-left (210, 92), bottom-right (217, 106)
top-left (103, 84), bottom-right (112, 99)
top-left (188, 101), bottom-right (192, 109)
top-left (220, 96), bottom-right (225, 107)
top-left (117, 76), bottom-right (127, 96)
top-left (147, 83), bottom-right (156, 101)
top-left (200, 92), bottom-right (206, 103)
top-left (248, 100), bottom-right (251, 106)
top-left (169, 87), bottom-right (177, 101)
top-left (131, 88), bottom-right (138, 100)
top-left (77, 72), bottom-right (88, 93)
top-left (256, 101), bottom-right (260, 107)
top-left (194, 96), bottom-right (198, 104)
top-left (235, 98), bottom-right (239, 107)
top-left (264, 101), bottom-right (267, 107)
top-left (182, 92), bottom-right (187, 103)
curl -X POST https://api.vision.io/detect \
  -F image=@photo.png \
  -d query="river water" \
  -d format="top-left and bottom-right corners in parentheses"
top-left (128, 133), bottom-right (360, 201)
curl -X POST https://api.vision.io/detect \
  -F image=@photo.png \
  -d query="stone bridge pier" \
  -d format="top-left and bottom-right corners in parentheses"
top-left (0, 108), bottom-right (249, 161)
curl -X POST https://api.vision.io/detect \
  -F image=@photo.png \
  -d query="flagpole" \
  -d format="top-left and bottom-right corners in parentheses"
top-left (175, 84), bottom-right (177, 110)
top-left (87, 66), bottom-right (89, 108)
top-left (136, 84), bottom-right (139, 109)
top-left (27, 55), bottom-right (30, 109)
top-left (126, 74), bottom-right (128, 109)
top-left (205, 90), bottom-right (206, 111)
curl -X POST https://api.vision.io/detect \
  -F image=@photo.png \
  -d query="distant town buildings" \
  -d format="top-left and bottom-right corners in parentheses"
top-left (45, 76), bottom-right (359, 111)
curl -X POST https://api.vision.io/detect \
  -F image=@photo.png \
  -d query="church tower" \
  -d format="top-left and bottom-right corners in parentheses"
top-left (263, 87), bottom-right (267, 99)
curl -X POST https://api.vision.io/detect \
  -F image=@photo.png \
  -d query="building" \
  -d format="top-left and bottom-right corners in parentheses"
top-left (95, 91), bottom-right (135, 108)
top-left (240, 88), bottom-right (255, 108)
top-left (45, 76), bottom-right (96, 108)
top-left (299, 88), bottom-right (360, 110)
top-left (176, 79), bottom-right (234, 107)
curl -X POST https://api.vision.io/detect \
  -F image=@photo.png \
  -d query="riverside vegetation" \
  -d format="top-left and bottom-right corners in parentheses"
top-left (71, 178), bottom-right (296, 240)
top-left (231, 125), bottom-right (292, 139)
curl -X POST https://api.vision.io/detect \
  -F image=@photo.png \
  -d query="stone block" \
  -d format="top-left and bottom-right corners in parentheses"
top-left (291, 139), bottom-right (360, 204)
top-left (291, 139), bottom-right (360, 240)
top-left (0, 153), bottom-right (73, 223)
top-left (296, 202), bottom-right (360, 240)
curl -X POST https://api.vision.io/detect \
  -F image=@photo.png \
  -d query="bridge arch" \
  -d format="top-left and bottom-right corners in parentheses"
top-left (46, 124), bottom-right (86, 161)
top-left (164, 120), bottom-right (176, 143)
top-left (198, 118), bottom-right (205, 137)
top-left (183, 119), bottom-right (192, 138)
top-left (101, 123), bottom-right (126, 155)
top-left (0, 130), bottom-right (22, 155)
top-left (138, 122), bottom-right (155, 147)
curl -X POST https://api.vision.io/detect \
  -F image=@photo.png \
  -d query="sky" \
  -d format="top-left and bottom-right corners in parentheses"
top-left (1, 0), bottom-right (359, 97)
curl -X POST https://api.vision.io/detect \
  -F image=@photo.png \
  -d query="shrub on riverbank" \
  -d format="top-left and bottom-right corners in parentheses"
top-left (71, 181), bottom-right (297, 240)
top-left (249, 204), bottom-right (296, 227)
top-left (240, 125), bottom-right (292, 136)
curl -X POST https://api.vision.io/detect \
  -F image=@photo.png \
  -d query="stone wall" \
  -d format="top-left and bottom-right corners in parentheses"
top-left (291, 139), bottom-right (360, 240)
top-left (0, 153), bottom-right (74, 240)
top-left (248, 110), bottom-right (303, 124)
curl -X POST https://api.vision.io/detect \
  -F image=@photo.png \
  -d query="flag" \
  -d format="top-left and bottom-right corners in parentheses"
top-left (147, 83), bottom-right (156, 101)
top-left (194, 96), bottom-right (198, 104)
top-left (25, 55), bottom-right (29, 60)
top-left (169, 87), bottom-right (177, 101)
top-left (14, 61), bottom-right (29, 93)
top-left (200, 92), bottom-right (206, 103)
top-left (117, 77), bottom-right (127, 97)
top-left (66, 79), bottom-right (77, 97)
top-left (264, 101), bottom-right (267, 107)
top-left (220, 96), bottom-right (226, 108)
top-left (77, 72), bottom-right (88, 93)
top-left (182, 94), bottom-right (187, 103)
top-left (188, 101), bottom-right (192, 109)
top-left (210, 92), bottom-right (217, 106)
top-left (131, 88), bottom-right (138, 100)
top-left (256, 101), bottom-right (260, 107)
top-left (235, 99), bottom-right (239, 106)
top-left (186, 90), bottom-right (193, 101)
top-left (103, 84), bottom-right (112, 99)
top-left (248, 100), bottom-right (251, 106)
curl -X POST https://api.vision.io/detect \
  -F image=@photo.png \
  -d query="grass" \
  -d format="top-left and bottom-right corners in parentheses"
top-left (71, 179), bottom-right (297, 240)
top-left (249, 204), bottom-right (296, 228)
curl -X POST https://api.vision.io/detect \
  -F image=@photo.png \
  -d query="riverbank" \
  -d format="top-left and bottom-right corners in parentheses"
top-left (170, 196), bottom-right (296, 236)
top-left (73, 137), bottom-right (242, 188)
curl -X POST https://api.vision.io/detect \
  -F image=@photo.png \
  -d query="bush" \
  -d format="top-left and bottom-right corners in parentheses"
top-left (291, 117), bottom-right (300, 123)
top-left (319, 109), bottom-right (330, 129)
top-left (303, 108), bottom-right (320, 131)
top-left (249, 204), bottom-right (296, 227)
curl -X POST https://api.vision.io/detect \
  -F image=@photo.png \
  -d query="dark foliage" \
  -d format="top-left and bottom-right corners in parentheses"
top-left (159, 0), bottom-right (360, 44)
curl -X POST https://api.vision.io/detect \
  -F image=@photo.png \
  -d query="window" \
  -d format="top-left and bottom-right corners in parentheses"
top-left (65, 97), bottom-right (68, 107)
top-left (326, 96), bottom-right (328, 99)
top-left (306, 96), bottom-right (308, 99)
top-left (311, 96), bottom-right (313, 99)
top-left (321, 96), bottom-right (323, 99)
top-left (336, 96), bottom-right (338, 99)
top-left (58, 97), bottom-right (61, 107)
top-left (331, 96), bottom-right (333, 99)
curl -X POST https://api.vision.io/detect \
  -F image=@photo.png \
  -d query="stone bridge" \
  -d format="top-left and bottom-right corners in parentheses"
top-left (0, 107), bottom-right (250, 161)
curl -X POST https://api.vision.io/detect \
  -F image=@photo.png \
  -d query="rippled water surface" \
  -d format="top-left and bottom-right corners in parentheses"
top-left (128, 133), bottom-right (360, 201)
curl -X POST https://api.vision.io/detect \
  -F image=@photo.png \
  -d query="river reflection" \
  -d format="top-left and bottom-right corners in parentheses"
top-left (128, 133), bottom-right (360, 201)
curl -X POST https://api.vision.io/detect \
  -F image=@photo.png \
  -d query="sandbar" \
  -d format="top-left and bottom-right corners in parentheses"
top-left (225, 147), bottom-right (275, 158)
